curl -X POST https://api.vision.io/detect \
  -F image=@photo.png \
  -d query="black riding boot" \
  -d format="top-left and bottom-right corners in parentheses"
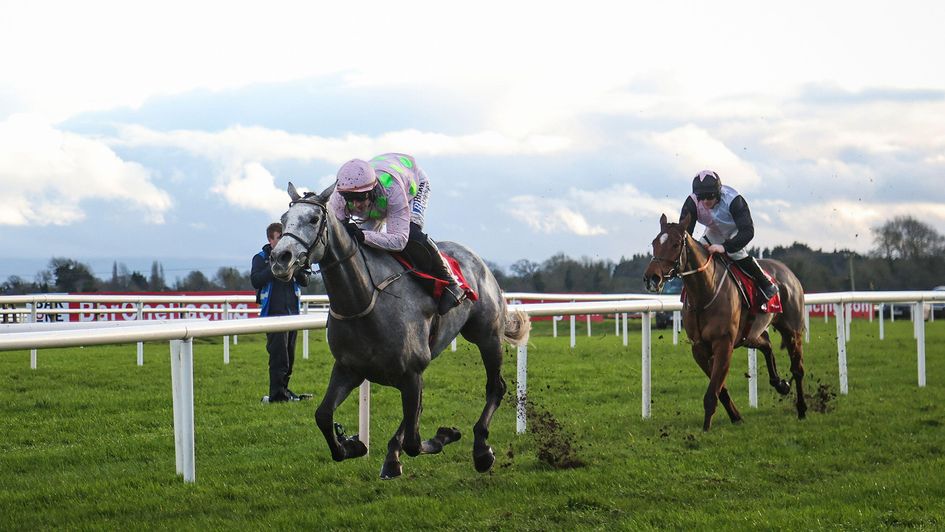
top-left (404, 224), bottom-right (464, 315)
top-left (736, 256), bottom-right (779, 301)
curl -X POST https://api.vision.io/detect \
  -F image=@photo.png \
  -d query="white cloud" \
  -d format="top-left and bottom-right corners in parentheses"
top-left (751, 199), bottom-right (945, 253)
top-left (647, 125), bottom-right (762, 191)
top-left (112, 125), bottom-right (574, 212)
top-left (211, 162), bottom-right (291, 216)
top-left (114, 125), bottom-right (572, 164)
top-left (507, 196), bottom-right (606, 236)
top-left (0, 114), bottom-right (172, 226)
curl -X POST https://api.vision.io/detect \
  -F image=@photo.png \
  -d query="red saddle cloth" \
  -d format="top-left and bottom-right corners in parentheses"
top-left (392, 252), bottom-right (479, 302)
top-left (729, 264), bottom-right (782, 314)
top-left (679, 262), bottom-right (782, 315)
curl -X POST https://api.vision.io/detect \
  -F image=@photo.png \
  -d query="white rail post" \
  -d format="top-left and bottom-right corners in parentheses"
top-left (835, 303), bottom-right (849, 395)
top-left (223, 302), bottom-right (230, 365)
top-left (569, 314), bottom-right (576, 349)
top-left (615, 313), bottom-right (619, 336)
top-left (586, 314), bottom-right (591, 337)
top-left (913, 303), bottom-right (920, 340)
top-left (302, 303), bottom-right (310, 360)
top-left (622, 312), bottom-right (628, 347)
top-left (641, 311), bottom-right (652, 419)
top-left (916, 302), bottom-right (926, 388)
top-left (136, 302), bottom-right (144, 366)
top-left (170, 338), bottom-right (196, 482)
top-left (358, 381), bottom-right (370, 453)
top-left (552, 315), bottom-right (559, 337)
top-left (879, 304), bottom-right (885, 340)
top-left (748, 348), bottom-right (758, 408)
top-left (451, 337), bottom-right (457, 351)
top-left (803, 305), bottom-right (810, 343)
top-left (169, 340), bottom-right (183, 476)
top-left (672, 311), bottom-right (680, 345)
top-left (30, 302), bottom-right (37, 369)
top-left (516, 338), bottom-right (529, 434)
top-left (845, 303), bottom-right (852, 342)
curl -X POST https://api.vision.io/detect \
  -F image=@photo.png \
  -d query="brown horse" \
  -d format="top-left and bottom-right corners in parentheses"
top-left (643, 213), bottom-right (807, 431)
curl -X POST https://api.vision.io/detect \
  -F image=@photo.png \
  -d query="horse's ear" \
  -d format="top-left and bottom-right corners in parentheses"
top-left (288, 182), bottom-right (302, 202)
top-left (318, 183), bottom-right (335, 202)
top-left (659, 213), bottom-right (668, 229)
top-left (679, 212), bottom-right (692, 231)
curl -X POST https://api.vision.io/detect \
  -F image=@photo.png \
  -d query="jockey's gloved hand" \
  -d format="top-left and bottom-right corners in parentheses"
top-left (345, 222), bottom-right (365, 244)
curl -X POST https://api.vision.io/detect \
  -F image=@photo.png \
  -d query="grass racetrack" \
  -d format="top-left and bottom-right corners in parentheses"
top-left (2, 316), bottom-right (944, 529)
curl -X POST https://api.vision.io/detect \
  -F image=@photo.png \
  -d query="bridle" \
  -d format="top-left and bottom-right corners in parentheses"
top-left (279, 194), bottom-right (329, 274)
top-left (649, 228), bottom-right (716, 281)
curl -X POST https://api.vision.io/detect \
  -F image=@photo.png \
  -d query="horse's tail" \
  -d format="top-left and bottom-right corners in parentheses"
top-left (502, 309), bottom-right (531, 346)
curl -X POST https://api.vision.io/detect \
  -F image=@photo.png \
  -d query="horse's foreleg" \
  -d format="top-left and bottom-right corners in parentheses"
top-left (692, 343), bottom-right (741, 426)
top-left (399, 372), bottom-right (426, 457)
top-left (314, 363), bottom-right (366, 462)
top-left (703, 338), bottom-right (735, 432)
top-left (381, 422), bottom-right (406, 480)
top-left (472, 337), bottom-right (506, 473)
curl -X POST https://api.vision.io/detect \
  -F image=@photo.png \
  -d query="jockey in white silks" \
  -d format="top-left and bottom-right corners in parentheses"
top-left (327, 153), bottom-right (464, 315)
top-left (679, 170), bottom-right (779, 301)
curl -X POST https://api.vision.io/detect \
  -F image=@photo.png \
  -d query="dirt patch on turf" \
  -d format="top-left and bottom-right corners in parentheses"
top-left (526, 400), bottom-right (586, 469)
top-left (807, 380), bottom-right (836, 413)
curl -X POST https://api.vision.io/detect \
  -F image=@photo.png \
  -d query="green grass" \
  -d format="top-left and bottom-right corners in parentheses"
top-left (2, 317), bottom-right (944, 530)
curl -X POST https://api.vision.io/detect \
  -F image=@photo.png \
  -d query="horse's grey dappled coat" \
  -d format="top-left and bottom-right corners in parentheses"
top-left (270, 183), bottom-right (529, 479)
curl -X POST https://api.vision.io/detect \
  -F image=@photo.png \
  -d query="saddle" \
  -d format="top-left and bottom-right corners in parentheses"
top-left (679, 256), bottom-right (782, 315)
top-left (725, 257), bottom-right (782, 314)
top-left (392, 252), bottom-right (479, 303)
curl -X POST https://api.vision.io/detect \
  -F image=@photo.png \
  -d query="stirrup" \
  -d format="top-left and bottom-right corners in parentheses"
top-left (437, 285), bottom-right (463, 315)
top-left (760, 283), bottom-right (779, 301)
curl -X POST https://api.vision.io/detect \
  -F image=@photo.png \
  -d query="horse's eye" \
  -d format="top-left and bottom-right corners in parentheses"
top-left (310, 215), bottom-right (320, 224)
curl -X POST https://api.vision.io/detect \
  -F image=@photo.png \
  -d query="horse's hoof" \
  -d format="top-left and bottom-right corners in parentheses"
top-left (380, 460), bottom-right (402, 480)
top-left (436, 427), bottom-right (462, 445)
top-left (775, 380), bottom-right (792, 396)
top-left (473, 446), bottom-right (495, 473)
top-left (421, 439), bottom-right (443, 454)
top-left (341, 436), bottom-right (368, 459)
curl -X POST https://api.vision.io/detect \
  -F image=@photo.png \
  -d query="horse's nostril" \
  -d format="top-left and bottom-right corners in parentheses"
top-left (277, 250), bottom-right (293, 266)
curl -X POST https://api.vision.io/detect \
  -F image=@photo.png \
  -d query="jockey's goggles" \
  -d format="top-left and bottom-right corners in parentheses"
top-left (696, 192), bottom-right (719, 201)
top-left (341, 191), bottom-right (372, 202)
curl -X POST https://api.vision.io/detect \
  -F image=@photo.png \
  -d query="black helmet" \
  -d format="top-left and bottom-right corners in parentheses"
top-left (692, 170), bottom-right (722, 198)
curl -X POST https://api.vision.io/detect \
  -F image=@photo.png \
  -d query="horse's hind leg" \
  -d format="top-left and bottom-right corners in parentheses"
top-left (777, 326), bottom-right (808, 419)
top-left (470, 336), bottom-right (506, 472)
top-left (314, 363), bottom-right (367, 462)
top-left (754, 330), bottom-right (791, 396)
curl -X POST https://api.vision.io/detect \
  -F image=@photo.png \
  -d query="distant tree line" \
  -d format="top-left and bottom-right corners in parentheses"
top-left (3, 216), bottom-right (943, 296)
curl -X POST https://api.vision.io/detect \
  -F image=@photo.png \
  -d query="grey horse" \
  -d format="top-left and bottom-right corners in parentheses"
top-left (270, 183), bottom-right (530, 479)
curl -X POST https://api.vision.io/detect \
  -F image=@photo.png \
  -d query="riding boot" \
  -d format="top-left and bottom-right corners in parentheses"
top-left (736, 256), bottom-right (779, 301)
top-left (428, 242), bottom-right (464, 315)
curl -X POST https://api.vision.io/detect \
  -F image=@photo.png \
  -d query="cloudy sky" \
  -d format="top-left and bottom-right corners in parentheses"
top-left (2, 1), bottom-right (944, 282)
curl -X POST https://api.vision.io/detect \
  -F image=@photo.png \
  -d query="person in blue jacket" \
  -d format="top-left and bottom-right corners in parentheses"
top-left (251, 222), bottom-right (311, 403)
